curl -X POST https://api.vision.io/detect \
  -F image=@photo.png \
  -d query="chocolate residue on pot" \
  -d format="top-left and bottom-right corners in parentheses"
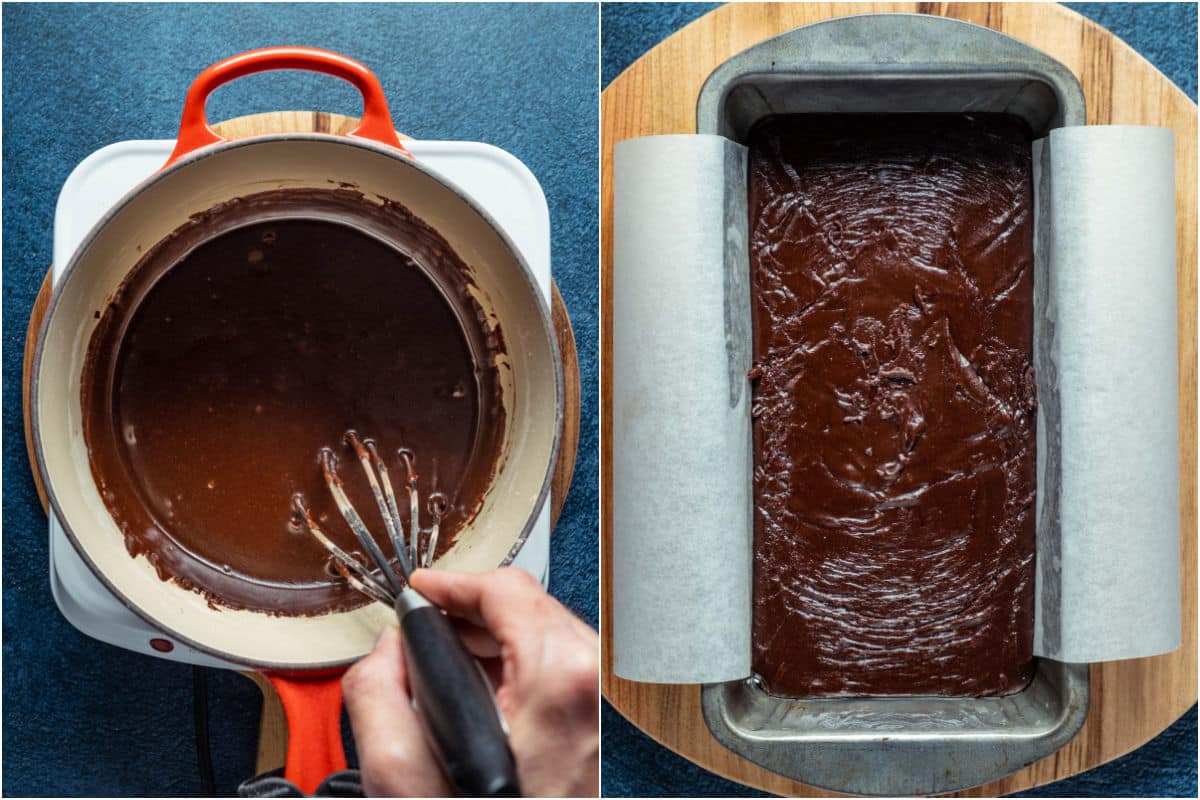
top-left (749, 115), bottom-right (1036, 697)
top-left (82, 188), bottom-right (506, 615)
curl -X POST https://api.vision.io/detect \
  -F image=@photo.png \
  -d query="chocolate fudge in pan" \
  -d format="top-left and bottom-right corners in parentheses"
top-left (748, 114), bottom-right (1036, 697)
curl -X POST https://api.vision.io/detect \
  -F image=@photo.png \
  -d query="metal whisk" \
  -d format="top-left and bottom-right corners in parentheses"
top-left (293, 430), bottom-right (448, 606)
top-left (293, 430), bottom-right (520, 798)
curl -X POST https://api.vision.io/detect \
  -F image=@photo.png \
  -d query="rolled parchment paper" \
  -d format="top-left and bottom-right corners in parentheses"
top-left (612, 135), bottom-right (753, 682)
top-left (1032, 126), bottom-right (1180, 662)
top-left (612, 126), bottom-right (1180, 683)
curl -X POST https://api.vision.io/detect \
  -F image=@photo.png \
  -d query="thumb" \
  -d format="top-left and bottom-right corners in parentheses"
top-left (343, 626), bottom-right (450, 797)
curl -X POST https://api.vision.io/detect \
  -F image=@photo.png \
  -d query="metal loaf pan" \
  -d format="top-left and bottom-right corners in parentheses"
top-left (696, 14), bottom-right (1089, 796)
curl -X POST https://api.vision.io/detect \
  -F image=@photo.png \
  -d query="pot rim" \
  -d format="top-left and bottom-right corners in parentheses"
top-left (31, 133), bottom-right (564, 670)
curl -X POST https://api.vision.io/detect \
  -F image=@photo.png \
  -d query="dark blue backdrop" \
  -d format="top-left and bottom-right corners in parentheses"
top-left (2, 3), bottom-right (597, 796)
top-left (600, 2), bottom-right (1198, 797)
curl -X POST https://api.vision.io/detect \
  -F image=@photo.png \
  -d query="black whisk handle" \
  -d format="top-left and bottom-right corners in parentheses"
top-left (396, 590), bottom-right (521, 797)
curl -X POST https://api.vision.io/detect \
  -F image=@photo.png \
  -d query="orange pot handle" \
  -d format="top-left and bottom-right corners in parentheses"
top-left (164, 46), bottom-right (410, 168)
top-left (267, 669), bottom-right (349, 795)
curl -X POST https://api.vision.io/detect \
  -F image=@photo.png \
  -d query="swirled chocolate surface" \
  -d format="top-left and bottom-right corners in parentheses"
top-left (749, 115), bottom-right (1036, 697)
top-left (82, 188), bottom-right (505, 615)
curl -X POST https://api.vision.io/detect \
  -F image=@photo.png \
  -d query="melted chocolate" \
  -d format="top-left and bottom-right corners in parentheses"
top-left (749, 115), bottom-right (1036, 697)
top-left (83, 189), bottom-right (505, 615)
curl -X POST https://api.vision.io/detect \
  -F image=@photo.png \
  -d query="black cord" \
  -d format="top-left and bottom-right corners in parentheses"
top-left (193, 665), bottom-right (217, 795)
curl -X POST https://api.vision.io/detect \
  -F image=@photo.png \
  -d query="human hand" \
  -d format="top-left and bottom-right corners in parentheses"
top-left (342, 567), bottom-right (599, 797)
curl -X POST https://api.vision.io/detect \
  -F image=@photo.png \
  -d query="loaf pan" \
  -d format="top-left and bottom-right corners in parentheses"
top-left (696, 14), bottom-right (1089, 796)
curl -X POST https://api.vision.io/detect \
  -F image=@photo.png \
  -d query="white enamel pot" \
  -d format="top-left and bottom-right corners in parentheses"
top-left (31, 47), bottom-right (562, 791)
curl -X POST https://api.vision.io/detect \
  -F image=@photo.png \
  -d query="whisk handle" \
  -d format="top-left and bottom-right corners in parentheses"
top-left (397, 591), bottom-right (521, 797)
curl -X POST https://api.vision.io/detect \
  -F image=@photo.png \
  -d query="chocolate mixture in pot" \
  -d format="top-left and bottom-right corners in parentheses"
top-left (749, 115), bottom-right (1036, 697)
top-left (83, 188), bottom-right (505, 615)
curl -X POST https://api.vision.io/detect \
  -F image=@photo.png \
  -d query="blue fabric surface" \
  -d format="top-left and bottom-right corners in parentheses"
top-left (600, 2), bottom-right (1197, 797)
top-left (2, 3), bottom-right (597, 796)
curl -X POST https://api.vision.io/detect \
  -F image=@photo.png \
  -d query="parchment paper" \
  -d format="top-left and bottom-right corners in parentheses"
top-left (612, 135), bottom-right (752, 682)
top-left (1032, 126), bottom-right (1180, 662)
top-left (612, 126), bottom-right (1180, 683)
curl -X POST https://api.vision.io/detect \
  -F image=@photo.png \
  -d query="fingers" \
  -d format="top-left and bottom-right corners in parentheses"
top-left (409, 567), bottom-right (551, 647)
top-left (342, 626), bottom-right (450, 798)
top-left (407, 568), bottom-right (602, 798)
top-left (451, 616), bottom-right (502, 660)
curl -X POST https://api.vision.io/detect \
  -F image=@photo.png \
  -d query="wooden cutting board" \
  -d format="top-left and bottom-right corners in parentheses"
top-left (600, 3), bottom-right (1197, 796)
top-left (23, 111), bottom-right (582, 775)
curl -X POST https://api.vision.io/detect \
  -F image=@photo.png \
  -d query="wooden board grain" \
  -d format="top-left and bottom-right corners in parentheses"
top-left (600, 3), bottom-right (1197, 795)
top-left (22, 270), bottom-right (52, 510)
top-left (240, 671), bottom-right (290, 776)
top-left (23, 111), bottom-right (582, 775)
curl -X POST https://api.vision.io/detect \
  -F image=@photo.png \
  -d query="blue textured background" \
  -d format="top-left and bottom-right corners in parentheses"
top-left (2, 3), bottom-right (597, 796)
top-left (600, 2), bottom-right (1197, 797)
